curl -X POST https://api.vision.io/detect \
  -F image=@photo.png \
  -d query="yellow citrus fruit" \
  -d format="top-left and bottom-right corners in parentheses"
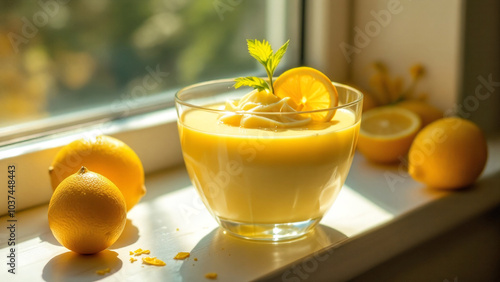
top-left (49, 135), bottom-right (145, 211)
top-left (396, 100), bottom-right (443, 127)
top-left (48, 167), bottom-right (127, 254)
top-left (273, 67), bottom-right (339, 121)
top-left (408, 117), bottom-right (488, 189)
top-left (358, 106), bottom-right (421, 163)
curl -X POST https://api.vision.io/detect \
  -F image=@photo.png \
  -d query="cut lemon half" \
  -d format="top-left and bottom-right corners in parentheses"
top-left (358, 106), bottom-right (421, 163)
top-left (273, 67), bottom-right (338, 121)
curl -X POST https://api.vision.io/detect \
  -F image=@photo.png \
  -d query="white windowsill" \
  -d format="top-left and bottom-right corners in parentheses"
top-left (2, 136), bottom-right (499, 281)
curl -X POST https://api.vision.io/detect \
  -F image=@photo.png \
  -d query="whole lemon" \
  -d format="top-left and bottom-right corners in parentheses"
top-left (49, 135), bottom-right (145, 211)
top-left (408, 117), bottom-right (488, 189)
top-left (48, 167), bottom-right (127, 254)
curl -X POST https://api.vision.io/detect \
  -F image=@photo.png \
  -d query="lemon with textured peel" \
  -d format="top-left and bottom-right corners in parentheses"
top-left (408, 117), bottom-right (487, 189)
top-left (49, 135), bottom-right (146, 211)
top-left (48, 167), bottom-right (127, 254)
top-left (273, 67), bottom-right (339, 121)
top-left (358, 107), bottom-right (421, 163)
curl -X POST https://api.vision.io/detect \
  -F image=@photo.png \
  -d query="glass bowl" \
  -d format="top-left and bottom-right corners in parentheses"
top-left (175, 79), bottom-right (362, 241)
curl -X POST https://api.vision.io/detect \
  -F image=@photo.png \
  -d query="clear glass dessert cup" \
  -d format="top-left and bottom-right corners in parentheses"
top-left (175, 79), bottom-right (363, 241)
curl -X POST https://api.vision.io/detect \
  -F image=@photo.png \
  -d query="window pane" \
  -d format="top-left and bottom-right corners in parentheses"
top-left (0, 0), bottom-right (301, 129)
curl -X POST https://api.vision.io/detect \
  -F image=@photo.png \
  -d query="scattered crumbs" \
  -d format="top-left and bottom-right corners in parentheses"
top-left (133, 248), bottom-right (151, 256)
top-left (176, 228), bottom-right (179, 231)
top-left (194, 258), bottom-right (198, 261)
top-left (205, 272), bottom-right (218, 279)
top-left (130, 257), bottom-right (137, 263)
top-left (96, 268), bottom-right (111, 275)
top-left (174, 252), bottom-right (190, 260)
top-left (129, 251), bottom-right (134, 255)
top-left (142, 257), bottom-right (166, 266)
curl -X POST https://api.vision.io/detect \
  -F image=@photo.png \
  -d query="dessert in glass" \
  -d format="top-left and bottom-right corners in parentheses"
top-left (175, 40), bottom-right (362, 241)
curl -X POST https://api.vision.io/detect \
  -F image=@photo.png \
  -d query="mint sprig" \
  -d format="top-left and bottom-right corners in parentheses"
top-left (234, 77), bottom-right (269, 92)
top-left (234, 39), bottom-right (290, 94)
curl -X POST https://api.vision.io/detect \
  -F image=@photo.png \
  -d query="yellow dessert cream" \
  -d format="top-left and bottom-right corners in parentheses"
top-left (178, 90), bottom-right (359, 226)
top-left (218, 90), bottom-right (312, 128)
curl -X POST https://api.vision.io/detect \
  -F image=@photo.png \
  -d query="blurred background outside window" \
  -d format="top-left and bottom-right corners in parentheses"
top-left (0, 0), bottom-right (301, 133)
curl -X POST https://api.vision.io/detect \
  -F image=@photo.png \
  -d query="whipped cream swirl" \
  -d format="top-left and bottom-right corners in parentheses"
top-left (218, 90), bottom-right (311, 129)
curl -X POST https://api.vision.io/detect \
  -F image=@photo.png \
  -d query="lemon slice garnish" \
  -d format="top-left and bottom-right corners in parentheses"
top-left (273, 67), bottom-right (338, 121)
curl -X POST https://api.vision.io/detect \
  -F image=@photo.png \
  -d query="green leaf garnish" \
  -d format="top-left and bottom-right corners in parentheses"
top-left (234, 39), bottom-right (290, 94)
top-left (247, 39), bottom-right (273, 66)
top-left (268, 40), bottom-right (289, 75)
top-left (234, 77), bottom-right (269, 92)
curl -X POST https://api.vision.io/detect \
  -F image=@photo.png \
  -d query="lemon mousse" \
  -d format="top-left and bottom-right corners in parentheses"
top-left (179, 100), bottom-right (359, 224)
top-left (176, 40), bottom-right (362, 240)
